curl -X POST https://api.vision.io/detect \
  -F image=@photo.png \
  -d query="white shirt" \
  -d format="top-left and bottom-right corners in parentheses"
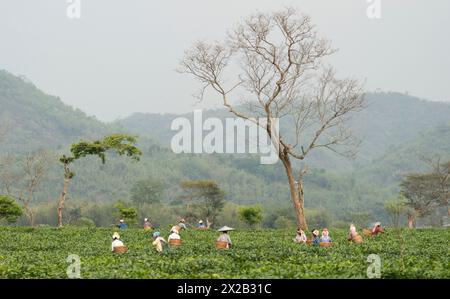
top-left (168, 233), bottom-right (181, 241)
top-left (112, 239), bottom-right (124, 251)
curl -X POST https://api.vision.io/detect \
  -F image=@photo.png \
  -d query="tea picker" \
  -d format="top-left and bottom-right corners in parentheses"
top-left (216, 226), bottom-right (234, 249)
top-left (111, 232), bottom-right (128, 253)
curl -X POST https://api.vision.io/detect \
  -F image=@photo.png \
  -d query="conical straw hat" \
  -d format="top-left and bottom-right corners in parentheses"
top-left (218, 226), bottom-right (234, 232)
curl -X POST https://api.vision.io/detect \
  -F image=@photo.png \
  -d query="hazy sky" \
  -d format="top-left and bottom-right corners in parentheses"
top-left (1, 0), bottom-right (449, 121)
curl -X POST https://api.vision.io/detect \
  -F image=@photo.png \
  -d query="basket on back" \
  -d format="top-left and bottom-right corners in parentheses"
top-left (216, 241), bottom-right (229, 249)
top-left (113, 246), bottom-right (128, 253)
top-left (363, 229), bottom-right (372, 236)
top-left (353, 235), bottom-right (363, 243)
top-left (169, 239), bottom-right (182, 246)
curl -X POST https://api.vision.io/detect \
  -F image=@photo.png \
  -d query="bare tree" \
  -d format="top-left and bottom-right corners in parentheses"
top-left (178, 8), bottom-right (365, 230)
top-left (0, 151), bottom-right (49, 226)
top-left (20, 151), bottom-right (49, 226)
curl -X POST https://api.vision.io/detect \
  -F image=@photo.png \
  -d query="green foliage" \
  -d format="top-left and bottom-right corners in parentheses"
top-left (0, 195), bottom-right (23, 223)
top-left (113, 201), bottom-right (138, 226)
top-left (0, 227), bottom-right (448, 278)
top-left (70, 217), bottom-right (96, 228)
top-left (238, 206), bottom-right (263, 227)
top-left (130, 179), bottom-right (164, 205)
top-left (2, 71), bottom-right (450, 227)
top-left (274, 216), bottom-right (294, 229)
top-left (306, 209), bottom-right (332, 229)
top-left (179, 180), bottom-right (225, 224)
top-left (400, 173), bottom-right (442, 218)
top-left (62, 134), bottom-right (142, 168)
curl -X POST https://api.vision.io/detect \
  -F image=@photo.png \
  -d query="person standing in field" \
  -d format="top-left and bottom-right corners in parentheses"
top-left (117, 219), bottom-right (128, 230)
top-left (293, 228), bottom-right (307, 243)
top-left (320, 228), bottom-right (332, 243)
top-left (217, 226), bottom-right (234, 248)
top-left (111, 232), bottom-right (125, 252)
top-left (197, 220), bottom-right (206, 229)
top-left (311, 229), bottom-right (321, 246)
top-left (168, 228), bottom-right (181, 241)
top-left (347, 224), bottom-right (363, 243)
top-left (371, 222), bottom-right (384, 235)
top-left (143, 218), bottom-right (152, 230)
top-left (178, 218), bottom-right (187, 230)
top-left (152, 231), bottom-right (167, 252)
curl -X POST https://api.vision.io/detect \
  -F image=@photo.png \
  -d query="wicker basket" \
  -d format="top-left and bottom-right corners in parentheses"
top-left (353, 235), bottom-right (363, 243)
top-left (216, 241), bottom-right (229, 249)
top-left (113, 246), bottom-right (128, 253)
top-left (363, 229), bottom-right (372, 236)
top-left (169, 239), bottom-right (182, 246)
top-left (319, 242), bottom-right (333, 247)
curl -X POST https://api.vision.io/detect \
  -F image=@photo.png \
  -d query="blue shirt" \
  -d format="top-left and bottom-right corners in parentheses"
top-left (312, 237), bottom-right (321, 245)
top-left (118, 223), bottom-right (128, 229)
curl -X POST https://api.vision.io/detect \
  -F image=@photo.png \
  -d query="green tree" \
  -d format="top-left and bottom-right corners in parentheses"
top-left (57, 134), bottom-right (141, 227)
top-left (400, 173), bottom-right (442, 228)
top-left (179, 180), bottom-right (225, 227)
top-left (307, 209), bottom-right (333, 229)
top-left (130, 179), bottom-right (164, 205)
top-left (114, 201), bottom-right (138, 227)
top-left (238, 206), bottom-right (263, 228)
top-left (0, 195), bottom-right (23, 223)
top-left (274, 215), bottom-right (294, 229)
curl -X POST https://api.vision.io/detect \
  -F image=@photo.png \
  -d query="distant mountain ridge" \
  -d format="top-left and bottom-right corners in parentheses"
top-left (117, 92), bottom-right (450, 169)
top-left (1, 69), bottom-right (449, 223)
top-left (0, 70), bottom-right (112, 152)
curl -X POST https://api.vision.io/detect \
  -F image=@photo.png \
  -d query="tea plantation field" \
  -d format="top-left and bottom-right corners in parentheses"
top-left (0, 227), bottom-right (448, 278)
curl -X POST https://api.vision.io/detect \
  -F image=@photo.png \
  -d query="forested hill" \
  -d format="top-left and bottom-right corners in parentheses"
top-left (1, 69), bottom-right (449, 224)
top-left (118, 92), bottom-right (450, 168)
top-left (0, 70), bottom-right (112, 152)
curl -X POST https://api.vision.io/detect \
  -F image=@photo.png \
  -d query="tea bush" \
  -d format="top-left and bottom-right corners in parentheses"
top-left (0, 227), bottom-right (448, 278)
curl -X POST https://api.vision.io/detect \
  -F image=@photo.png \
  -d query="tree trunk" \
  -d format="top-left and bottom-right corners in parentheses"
top-left (25, 191), bottom-right (35, 227)
top-left (23, 203), bottom-right (35, 227)
top-left (58, 178), bottom-right (70, 227)
top-left (407, 214), bottom-right (414, 229)
top-left (281, 154), bottom-right (308, 231)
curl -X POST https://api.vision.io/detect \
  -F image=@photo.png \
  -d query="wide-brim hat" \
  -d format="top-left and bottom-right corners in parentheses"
top-left (199, 220), bottom-right (203, 223)
top-left (112, 232), bottom-right (120, 239)
top-left (312, 230), bottom-right (319, 236)
top-left (218, 226), bottom-right (234, 232)
top-left (374, 222), bottom-right (381, 226)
